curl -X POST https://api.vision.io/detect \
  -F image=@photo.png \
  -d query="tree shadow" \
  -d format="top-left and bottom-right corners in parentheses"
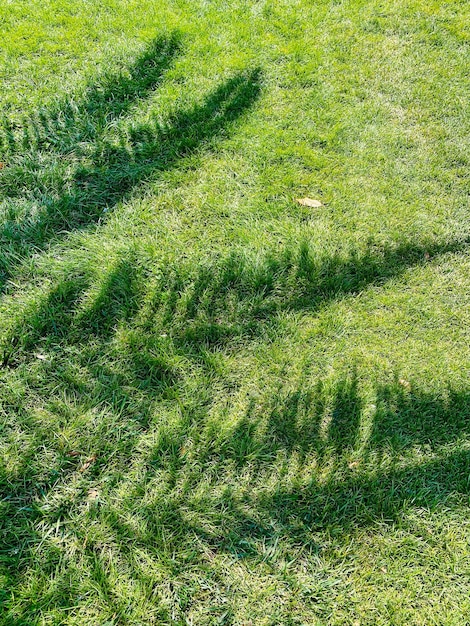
top-left (113, 373), bottom-right (470, 569)
top-left (2, 241), bottom-right (469, 524)
top-left (1, 34), bottom-right (182, 159)
top-left (370, 380), bottom-right (470, 451)
top-left (134, 236), bottom-right (470, 353)
top-left (2, 241), bottom-right (470, 620)
top-left (1, 46), bottom-right (470, 623)
top-left (0, 35), bottom-right (262, 292)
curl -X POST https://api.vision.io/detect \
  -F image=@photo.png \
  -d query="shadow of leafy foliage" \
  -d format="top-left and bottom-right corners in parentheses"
top-left (0, 34), bottom-right (262, 292)
top-left (0, 33), bottom-right (469, 626)
top-left (1, 239), bottom-right (469, 624)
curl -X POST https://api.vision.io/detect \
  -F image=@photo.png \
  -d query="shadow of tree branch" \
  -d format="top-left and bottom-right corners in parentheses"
top-left (0, 35), bottom-right (262, 293)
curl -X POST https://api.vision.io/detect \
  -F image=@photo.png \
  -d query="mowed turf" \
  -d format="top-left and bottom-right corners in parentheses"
top-left (0, 0), bottom-right (470, 624)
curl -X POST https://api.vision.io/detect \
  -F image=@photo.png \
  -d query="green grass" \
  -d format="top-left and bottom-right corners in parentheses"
top-left (1, 1), bottom-right (470, 624)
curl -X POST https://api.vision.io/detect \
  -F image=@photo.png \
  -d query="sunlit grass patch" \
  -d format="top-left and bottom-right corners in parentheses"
top-left (1, 1), bottom-right (470, 624)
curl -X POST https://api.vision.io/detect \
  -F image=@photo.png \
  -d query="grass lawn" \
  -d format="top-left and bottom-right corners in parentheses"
top-left (1, 0), bottom-right (470, 623)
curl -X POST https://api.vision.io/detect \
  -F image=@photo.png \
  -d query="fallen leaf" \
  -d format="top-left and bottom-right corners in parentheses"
top-left (296, 197), bottom-right (323, 208)
top-left (399, 379), bottom-right (411, 389)
top-left (0, 162), bottom-right (5, 169)
top-left (67, 450), bottom-right (81, 457)
top-left (35, 353), bottom-right (47, 360)
top-left (424, 251), bottom-right (430, 260)
top-left (380, 567), bottom-right (387, 574)
top-left (79, 454), bottom-right (97, 472)
top-left (87, 488), bottom-right (99, 501)
top-left (348, 461), bottom-right (360, 469)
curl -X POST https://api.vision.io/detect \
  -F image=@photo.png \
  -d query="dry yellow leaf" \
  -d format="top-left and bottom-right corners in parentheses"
top-left (87, 488), bottom-right (99, 501)
top-left (296, 197), bottom-right (323, 208)
top-left (79, 454), bottom-right (97, 472)
top-left (67, 450), bottom-right (81, 457)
